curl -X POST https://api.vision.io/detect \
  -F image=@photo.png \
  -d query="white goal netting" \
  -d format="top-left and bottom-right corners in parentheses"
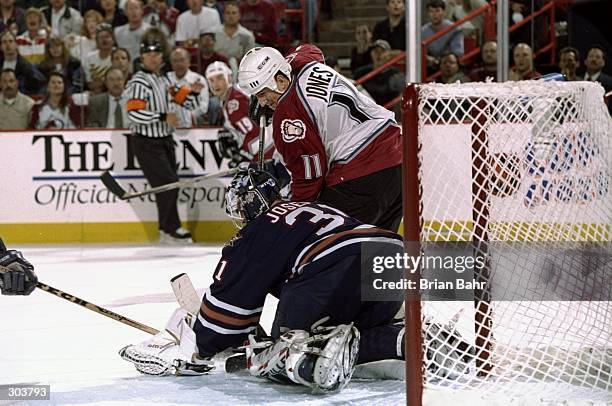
top-left (407, 80), bottom-right (611, 402)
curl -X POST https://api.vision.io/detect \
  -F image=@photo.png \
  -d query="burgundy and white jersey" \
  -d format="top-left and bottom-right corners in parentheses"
top-left (222, 85), bottom-right (274, 160)
top-left (273, 59), bottom-right (402, 201)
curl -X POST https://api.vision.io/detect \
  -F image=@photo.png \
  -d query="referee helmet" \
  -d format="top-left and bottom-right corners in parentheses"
top-left (140, 38), bottom-right (163, 54)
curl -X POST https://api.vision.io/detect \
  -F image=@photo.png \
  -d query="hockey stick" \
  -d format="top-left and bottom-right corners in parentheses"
top-left (258, 114), bottom-right (266, 170)
top-left (101, 168), bottom-right (239, 200)
top-left (0, 265), bottom-right (159, 335)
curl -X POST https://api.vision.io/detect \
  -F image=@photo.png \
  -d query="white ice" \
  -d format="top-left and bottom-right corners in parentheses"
top-left (0, 244), bottom-right (406, 405)
top-left (2, 245), bottom-right (607, 406)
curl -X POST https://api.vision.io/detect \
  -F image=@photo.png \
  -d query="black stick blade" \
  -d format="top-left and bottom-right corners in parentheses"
top-left (100, 171), bottom-right (128, 199)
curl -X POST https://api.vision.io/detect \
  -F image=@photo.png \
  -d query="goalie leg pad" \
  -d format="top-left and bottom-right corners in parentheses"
top-left (306, 324), bottom-right (360, 392)
top-left (246, 330), bottom-right (309, 384)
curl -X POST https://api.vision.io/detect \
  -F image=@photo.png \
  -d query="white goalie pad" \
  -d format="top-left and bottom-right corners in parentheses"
top-left (119, 308), bottom-right (199, 376)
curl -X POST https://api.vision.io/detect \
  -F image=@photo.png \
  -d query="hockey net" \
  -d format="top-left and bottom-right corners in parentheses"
top-left (401, 80), bottom-right (611, 403)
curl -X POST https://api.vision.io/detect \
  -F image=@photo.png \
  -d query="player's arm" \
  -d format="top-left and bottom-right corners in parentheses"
top-left (193, 247), bottom-right (272, 357)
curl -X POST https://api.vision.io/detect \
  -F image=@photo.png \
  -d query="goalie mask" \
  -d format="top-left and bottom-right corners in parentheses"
top-left (225, 168), bottom-right (282, 226)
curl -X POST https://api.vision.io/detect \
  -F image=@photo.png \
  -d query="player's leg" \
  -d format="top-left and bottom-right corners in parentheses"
top-left (247, 252), bottom-right (402, 390)
top-left (317, 165), bottom-right (402, 232)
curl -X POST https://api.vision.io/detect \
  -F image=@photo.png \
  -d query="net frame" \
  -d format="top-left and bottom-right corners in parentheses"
top-left (401, 80), bottom-right (612, 405)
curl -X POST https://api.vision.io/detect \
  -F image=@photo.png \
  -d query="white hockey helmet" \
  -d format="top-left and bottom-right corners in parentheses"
top-left (237, 47), bottom-right (291, 96)
top-left (205, 61), bottom-right (232, 84)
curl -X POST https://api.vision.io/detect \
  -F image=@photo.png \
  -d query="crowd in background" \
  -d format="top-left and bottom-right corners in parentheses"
top-left (0, 0), bottom-right (610, 131)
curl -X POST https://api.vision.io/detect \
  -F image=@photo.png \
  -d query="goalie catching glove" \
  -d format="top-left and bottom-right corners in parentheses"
top-left (119, 308), bottom-right (216, 376)
top-left (0, 239), bottom-right (38, 296)
top-left (245, 322), bottom-right (360, 392)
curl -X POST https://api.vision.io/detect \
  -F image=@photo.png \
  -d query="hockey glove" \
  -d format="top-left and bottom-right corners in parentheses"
top-left (0, 239), bottom-right (37, 296)
top-left (248, 95), bottom-right (273, 125)
top-left (217, 130), bottom-right (253, 168)
top-left (239, 159), bottom-right (291, 189)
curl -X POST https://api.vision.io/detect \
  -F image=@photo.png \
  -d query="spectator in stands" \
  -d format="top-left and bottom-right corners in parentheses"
top-left (508, 42), bottom-right (540, 81)
top-left (445, 0), bottom-right (486, 44)
top-left (0, 30), bottom-right (45, 94)
top-left (286, 0), bottom-right (317, 42)
top-left (85, 67), bottom-right (127, 128)
top-left (205, 0), bottom-right (223, 20)
top-left (558, 46), bottom-right (580, 81)
top-left (167, 47), bottom-right (209, 126)
top-left (583, 45), bottom-right (612, 91)
top-left (175, 0), bottom-right (221, 47)
top-left (355, 39), bottom-right (404, 106)
top-left (38, 36), bottom-right (84, 94)
top-left (111, 47), bottom-right (132, 81)
top-left (42, 0), bottom-right (82, 38)
top-left (29, 71), bottom-right (84, 128)
top-left (468, 40), bottom-right (497, 82)
top-left (131, 26), bottom-right (172, 74)
top-left (114, 0), bottom-right (151, 61)
top-left (372, 0), bottom-right (405, 51)
top-left (0, 68), bottom-right (34, 129)
top-left (143, 0), bottom-right (179, 43)
top-left (193, 31), bottom-right (228, 75)
top-left (213, 1), bottom-right (254, 72)
top-left (99, 0), bottom-right (127, 27)
top-left (83, 23), bottom-right (115, 94)
top-left (238, 0), bottom-right (276, 47)
top-left (436, 51), bottom-right (469, 83)
top-left (350, 23), bottom-right (373, 78)
top-left (65, 9), bottom-right (103, 60)
top-left (0, 0), bottom-right (25, 35)
top-left (422, 0), bottom-right (464, 71)
top-left (16, 7), bottom-right (47, 65)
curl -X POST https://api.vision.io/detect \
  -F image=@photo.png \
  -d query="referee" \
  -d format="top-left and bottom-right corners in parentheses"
top-left (126, 38), bottom-right (205, 243)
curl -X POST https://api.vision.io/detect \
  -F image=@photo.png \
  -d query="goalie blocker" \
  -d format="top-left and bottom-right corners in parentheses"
top-left (120, 168), bottom-right (475, 391)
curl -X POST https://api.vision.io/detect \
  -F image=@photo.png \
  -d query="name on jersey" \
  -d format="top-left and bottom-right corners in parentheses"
top-left (305, 66), bottom-right (334, 102)
top-left (265, 201), bottom-right (309, 223)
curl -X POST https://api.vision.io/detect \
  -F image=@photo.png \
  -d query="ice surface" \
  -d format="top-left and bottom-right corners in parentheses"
top-left (0, 244), bottom-right (406, 405)
top-left (2, 244), bottom-right (607, 406)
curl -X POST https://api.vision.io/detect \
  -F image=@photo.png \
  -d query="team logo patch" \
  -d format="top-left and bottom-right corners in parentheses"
top-left (227, 99), bottom-right (239, 115)
top-left (281, 119), bottom-right (306, 143)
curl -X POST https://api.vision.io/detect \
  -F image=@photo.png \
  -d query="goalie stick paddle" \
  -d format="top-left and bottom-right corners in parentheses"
top-left (0, 265), bottom-right (159, 335)
top-left (101, 168), bottom-right (239, 200)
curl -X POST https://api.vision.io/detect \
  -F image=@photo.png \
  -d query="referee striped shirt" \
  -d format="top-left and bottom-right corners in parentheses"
top-left (126, 69), bottom-right (200, 138)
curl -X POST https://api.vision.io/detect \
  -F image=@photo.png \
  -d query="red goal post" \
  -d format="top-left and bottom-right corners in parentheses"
top-left (401, 80), bottom-right (611, 405)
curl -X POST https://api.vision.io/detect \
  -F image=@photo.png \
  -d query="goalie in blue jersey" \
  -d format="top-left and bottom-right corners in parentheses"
top-left (119, 168), bottom-right (473, 391)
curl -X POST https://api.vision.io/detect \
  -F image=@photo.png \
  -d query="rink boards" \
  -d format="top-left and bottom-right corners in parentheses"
top-left (0, 128), bottom-right (237, 243)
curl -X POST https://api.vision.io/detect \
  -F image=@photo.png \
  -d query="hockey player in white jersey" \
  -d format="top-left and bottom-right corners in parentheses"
top-left (237, 45), bottom-right (403, 232)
